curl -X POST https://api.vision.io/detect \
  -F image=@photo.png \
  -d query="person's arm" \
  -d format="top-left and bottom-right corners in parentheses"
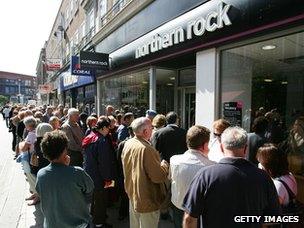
top-left (263, 176), bottom-right (282, 216)
top-left (62, 125), bottom-right (79, 151)
top-left (143, 147), bottom-right (169, 183)
top-left (77, 167), bottom-right (94, 202)
top-left (182, 171), bottom-right (205, 227)
top-left (183, 212), bottom-right (197, 228)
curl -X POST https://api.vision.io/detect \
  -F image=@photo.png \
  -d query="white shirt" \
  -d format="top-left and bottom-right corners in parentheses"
top-left (25, 130), bottom-right (37, 153)
top-left (170, 149), bottom-right (215, 210)
top-left (2, 107), bottom-right (10, 118)
top-left (208, 138), bottom-right (224, 162)
top-left (273, 173), bottom-right (297, 206)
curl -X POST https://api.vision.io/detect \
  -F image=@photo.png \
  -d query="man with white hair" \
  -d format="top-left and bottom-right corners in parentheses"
top-left (182, 126), bottom-right (281, 228)
top-left (61, 108), bottom-right (84, 167)
top-left (122, 117), bottom-right (169, 228)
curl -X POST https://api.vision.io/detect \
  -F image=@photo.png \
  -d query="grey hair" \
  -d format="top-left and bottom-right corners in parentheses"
top-left (221, 126), bottom-right (247, 150)
top-left (68, 108), bottom-right (79, 117)
top-left (131, 117), bottom-right (150, 134)
top-left (24, 116), bottom-right (37, 128)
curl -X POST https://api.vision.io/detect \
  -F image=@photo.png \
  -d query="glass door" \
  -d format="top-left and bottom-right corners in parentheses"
top-left (178, 88), bottom-right (195, 129)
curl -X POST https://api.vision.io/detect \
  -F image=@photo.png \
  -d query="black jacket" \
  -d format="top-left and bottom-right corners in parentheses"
top-left (151, 124), bottom-right (187, 162)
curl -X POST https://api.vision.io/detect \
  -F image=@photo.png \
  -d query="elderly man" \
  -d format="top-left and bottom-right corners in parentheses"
top-left (122, 117), bottom-right (169, 228)
top-left (182, 127), bottom-right (281, 228)
top-left (61, 108), bottom-right (84, 167)
top-left (170, 125), bottom-right (215, 228)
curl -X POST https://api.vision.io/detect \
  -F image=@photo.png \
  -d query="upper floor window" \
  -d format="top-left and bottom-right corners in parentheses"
top-left (89, 9), bottom-right (95, 30)
top-left (66, 7), bottom-right (70, 24)
top-left (99, 0), bottom-right (107, 17)
top-left (80, 22), bottom-right (85, 40)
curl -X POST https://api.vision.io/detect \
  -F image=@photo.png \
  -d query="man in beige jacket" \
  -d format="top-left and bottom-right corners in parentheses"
top-left (122, 117), bottom-right (169, 228)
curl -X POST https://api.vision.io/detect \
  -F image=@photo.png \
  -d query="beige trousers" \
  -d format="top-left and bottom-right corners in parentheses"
top-left (25, 172), bottom-right (37, 194)
top-left (129, 201), bottom-right (160, 228)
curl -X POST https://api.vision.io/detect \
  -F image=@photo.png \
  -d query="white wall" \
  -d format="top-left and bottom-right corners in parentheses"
top-left (195, 49), bottom-right (216, 130)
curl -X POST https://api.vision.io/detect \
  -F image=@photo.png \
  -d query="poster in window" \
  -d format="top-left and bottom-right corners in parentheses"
top-left (223, 101), bottom-right (242, 127)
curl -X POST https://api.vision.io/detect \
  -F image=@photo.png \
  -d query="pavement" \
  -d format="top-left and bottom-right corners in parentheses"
top-left (0, 119), bottom-right (175, 228)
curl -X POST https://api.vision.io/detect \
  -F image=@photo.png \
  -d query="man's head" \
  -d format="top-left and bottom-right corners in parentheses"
top-left (46, 106), bottom-right (53, 115)
top-left (187, 125), bottom-right (210, 155)
top-left (106, 105), bottom-right (114, 115)
top-left (24, 116), bottom-right (37, 131)
top-left (41, 130), bottom-right (69, 165)
top-left (95, 119), bottom-right (110, 136)
top-left (220, 127), bottom-right (247, 158)
top-left (166, 111), bottom-right (178, 125)
top-left (49, 116), bottom-right (61, 130)
top-left (123, 112), bottom-right (134, 126)
top-left (131, 117), bottom-right (153, 141)
top-left (146, 109), bottom-right (157, 121)
top-left (57, 104), bottom-right (64, 111)
top-left (252, 116), bottom-right (268, 134)
top-left (68, 108), bottom-right (80, 123)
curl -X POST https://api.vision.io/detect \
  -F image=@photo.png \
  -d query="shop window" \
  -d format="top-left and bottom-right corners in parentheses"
top-left (99, 70), bottom-right (149, 116)
top-left (221, 31), bottom-right (304, 176)
top-left (156, 69), bottom-right (175, 115)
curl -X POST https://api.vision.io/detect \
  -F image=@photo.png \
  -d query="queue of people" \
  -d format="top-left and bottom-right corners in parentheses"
top-left (0, 103), bottom-right (302, 228)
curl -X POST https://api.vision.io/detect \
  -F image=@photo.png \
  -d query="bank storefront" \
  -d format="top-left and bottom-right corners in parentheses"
top-left (60, 69), bottom-right (96, 113)
top-left (95, 0), bottom-right (304, 201)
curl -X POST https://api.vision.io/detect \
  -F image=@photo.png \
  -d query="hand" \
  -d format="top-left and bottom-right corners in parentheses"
top-left (104, 180), bottom-right (115, 188)
top-left (161, 159), bottom-right (169, 167)
top-left (64, 154), bottom-right (70, 166)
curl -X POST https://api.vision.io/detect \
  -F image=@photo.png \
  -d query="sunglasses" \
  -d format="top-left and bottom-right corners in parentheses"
top-left (213, 133), bottom-right (221, 137)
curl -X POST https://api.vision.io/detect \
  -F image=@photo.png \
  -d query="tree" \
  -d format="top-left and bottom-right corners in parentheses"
top-left (0, 95), bottom-right (8, 106)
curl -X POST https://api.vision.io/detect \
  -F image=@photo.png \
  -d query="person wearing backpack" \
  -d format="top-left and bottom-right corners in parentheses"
top-left (257, 143), bottom-right (297, 206)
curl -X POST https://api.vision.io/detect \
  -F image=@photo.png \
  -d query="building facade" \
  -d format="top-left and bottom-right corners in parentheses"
top-left (89, 0), bottom-right (304, 201)
top-left (0, 71), bottom-right (36, 104)
top-left (37, 0), bottom-right (304, 201)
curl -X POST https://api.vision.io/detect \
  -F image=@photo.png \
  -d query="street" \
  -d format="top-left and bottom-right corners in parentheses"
top-left (0, 119), bottom-right (174, 228)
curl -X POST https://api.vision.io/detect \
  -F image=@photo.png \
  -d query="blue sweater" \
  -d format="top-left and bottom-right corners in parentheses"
top-left (36, 163), bottom-right (94, 228)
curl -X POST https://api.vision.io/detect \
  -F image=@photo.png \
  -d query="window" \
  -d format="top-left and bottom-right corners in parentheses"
top-left (221, 31), bottom-right (304, 175)
top-left (80, 22), bottom-right (86, 39)
top-left (74, 30), bottom-right (79, 45)
top-left (99, 0), bottom-right (107, 17)
top-left (66, 7), bottom-right (70, 24)
top-left (70, 0), bottom-right (74, 14)
top-left (89, 9), bottom-right (95, 30)
top-left (99, 70), bottom-right (149, 116)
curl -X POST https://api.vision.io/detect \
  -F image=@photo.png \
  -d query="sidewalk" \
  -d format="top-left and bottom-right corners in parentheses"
top-left (0, 120), bottom-right (43, 228)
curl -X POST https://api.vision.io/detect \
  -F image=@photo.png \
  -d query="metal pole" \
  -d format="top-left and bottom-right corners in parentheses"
top-left (149, 67), bottom-right (156, 110)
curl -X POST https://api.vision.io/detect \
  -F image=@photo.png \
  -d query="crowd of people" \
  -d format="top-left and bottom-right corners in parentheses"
top-left (0, 103), bottom-right (302, 228)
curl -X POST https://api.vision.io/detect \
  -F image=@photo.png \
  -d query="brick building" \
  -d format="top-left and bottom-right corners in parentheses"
top-left (0, 71), bottom-right (36, 104)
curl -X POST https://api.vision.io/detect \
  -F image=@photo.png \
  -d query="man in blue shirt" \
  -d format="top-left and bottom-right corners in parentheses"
top-left (36, 130), bottom-right (94, 228)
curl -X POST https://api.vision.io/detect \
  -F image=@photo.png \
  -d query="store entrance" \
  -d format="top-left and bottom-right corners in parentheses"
top-left (178, 87), bottom-right (195, 130)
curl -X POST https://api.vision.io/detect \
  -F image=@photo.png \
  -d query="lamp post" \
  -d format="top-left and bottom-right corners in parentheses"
top-left (17, 78), bottom-right (21, 103)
